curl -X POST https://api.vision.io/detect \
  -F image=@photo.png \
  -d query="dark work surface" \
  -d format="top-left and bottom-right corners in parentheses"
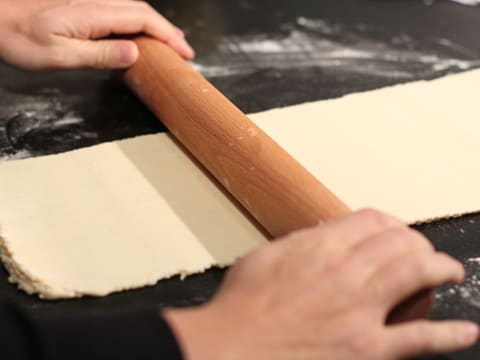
top-left (1, 0), bottom-right (480, 359)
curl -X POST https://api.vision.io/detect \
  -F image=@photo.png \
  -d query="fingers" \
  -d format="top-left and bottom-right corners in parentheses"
top-left (53, 1), bottom-right (194, 60)
top-left (346, 226), bottom-right (433, 280)
top-left (345, 225), bottom-right (437, 323)
top-left (383, 320), bottom-right (479, 358)
top-left (296, 208), bottom-right (404, 248)
top-left (100, 2), bottom-right (194, 59)
top-left (369, 251), bottom-right (465, 311)
top-left (55, 38), bottom-right (139, 69)
top-left (280, 209), bottom-right (407, 266)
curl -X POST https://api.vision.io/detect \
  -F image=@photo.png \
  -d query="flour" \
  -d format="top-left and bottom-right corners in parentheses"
top-left (0, 149), bottom-right (33, 161)
top-left (427, 0), bottom-right (480, 5)
top-left (192, 18), bottom-right (480, 80)
top-left (0, 87), bottom-right (94, 160)
top-left (435, 257), bottom-right (480, 311)
top-left (450, 0), bottom-right (480, 5)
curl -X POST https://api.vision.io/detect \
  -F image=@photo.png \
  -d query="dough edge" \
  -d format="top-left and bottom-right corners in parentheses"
top-left (0, 231), bottom-right (235, 300)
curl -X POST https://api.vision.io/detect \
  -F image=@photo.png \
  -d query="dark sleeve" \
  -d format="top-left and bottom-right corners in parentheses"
top-left (0, 302), bottom-right (183, 360)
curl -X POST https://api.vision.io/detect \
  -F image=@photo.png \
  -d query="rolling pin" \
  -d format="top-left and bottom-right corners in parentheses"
top-left (124, 37), bottom-right (350, 237)
top-left (123, 37), bottom-right (433, 322)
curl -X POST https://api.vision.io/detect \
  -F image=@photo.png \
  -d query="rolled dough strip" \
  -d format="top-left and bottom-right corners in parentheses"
top-left (253, 69), bottom-right (480, 224)
top-left (1, 69), bottom-right (479, 299)
top-left (0, 135), bottom-right (268, 298)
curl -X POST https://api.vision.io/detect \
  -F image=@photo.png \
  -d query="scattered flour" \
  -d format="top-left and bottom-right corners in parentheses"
top-left (192, 18), bottom-right (480, 79)
top-left (0, 88), bottom-right (94, 160)
top-left (436, 257), bottom-right (480, 310)
top-left (450, 0), bottom-right (480, 5)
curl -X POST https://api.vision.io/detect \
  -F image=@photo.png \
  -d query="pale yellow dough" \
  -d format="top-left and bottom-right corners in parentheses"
top-left (0, 135), bottom-right (268, 298)
top-left (253, 69), bottom-right (480, 224)
top-left (1, 69), bottom-right (479, 299)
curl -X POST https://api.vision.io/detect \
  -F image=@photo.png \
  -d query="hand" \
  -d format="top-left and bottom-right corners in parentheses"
top-left (165, 209), bottom-right (479, 360)
top-left (0, 0), bottom-right (194, 70)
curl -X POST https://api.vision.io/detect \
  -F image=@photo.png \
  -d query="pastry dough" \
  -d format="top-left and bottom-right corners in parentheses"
top-left (1, 69), bottom-right (479, 299)
top-left (0, 135), bottom-right (268, 298)
top-left (253, 69), bottom-right (480, 223)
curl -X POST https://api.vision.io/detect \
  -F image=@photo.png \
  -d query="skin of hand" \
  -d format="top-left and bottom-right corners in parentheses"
top-left (0, 0), bottom-right (194, 70)
top-left (165, 209), bottom-right (479, 360)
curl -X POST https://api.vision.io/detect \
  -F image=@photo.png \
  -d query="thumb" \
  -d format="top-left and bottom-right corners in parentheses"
top-left (61, 39), bottom-right (139, 69)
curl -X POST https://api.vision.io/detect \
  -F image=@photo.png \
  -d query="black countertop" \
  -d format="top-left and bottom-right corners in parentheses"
top-left (1, 1), bottom-right (480, 359)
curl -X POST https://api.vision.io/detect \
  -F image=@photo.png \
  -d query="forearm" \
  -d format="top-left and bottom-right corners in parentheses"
top-left (0, 302), bottom-right (184, 360)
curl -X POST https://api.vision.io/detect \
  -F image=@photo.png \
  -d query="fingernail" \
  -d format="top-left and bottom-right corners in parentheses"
top-left (180, 38), bottom-right (195, 59)
top-left (459, 324), bottom-right (479, 345)
top-left (175, 27), bottom-right (185, 38)
top-left (118, 43), bottom-right (138, 66)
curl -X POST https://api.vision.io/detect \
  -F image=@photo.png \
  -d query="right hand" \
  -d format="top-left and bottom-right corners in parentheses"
top-left (0, 0), bottom-right (194, 70)
top-left (166, 209), bottom-right (478, 360)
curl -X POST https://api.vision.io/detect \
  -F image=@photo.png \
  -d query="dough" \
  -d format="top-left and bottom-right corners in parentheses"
top-left (0, 135), bottom-right (268, 298)
top-left (252, 69), bottom-right (480, 223)
top-left (1, 69), bottom-right (479, 299)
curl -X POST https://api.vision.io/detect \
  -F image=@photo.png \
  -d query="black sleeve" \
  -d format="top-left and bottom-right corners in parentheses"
top-left (0, 302), bottom-right (184, 360)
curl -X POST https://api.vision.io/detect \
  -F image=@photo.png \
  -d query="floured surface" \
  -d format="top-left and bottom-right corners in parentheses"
top-left (1, 69), bottom-right (480, 299)
top-left (0, 135), bottom-right (267, 298)
top-left (251, 69), bottom-right (480, 223)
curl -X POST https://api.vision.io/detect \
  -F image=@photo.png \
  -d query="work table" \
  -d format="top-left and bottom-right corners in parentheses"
top-left (0, 1), bottom-right (479, 359)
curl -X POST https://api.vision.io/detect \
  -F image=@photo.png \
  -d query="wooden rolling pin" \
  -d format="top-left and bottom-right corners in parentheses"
top-left (124, 37), bottom-right (350, 237)
top-left (123, 37), bottom-right (432, 321)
